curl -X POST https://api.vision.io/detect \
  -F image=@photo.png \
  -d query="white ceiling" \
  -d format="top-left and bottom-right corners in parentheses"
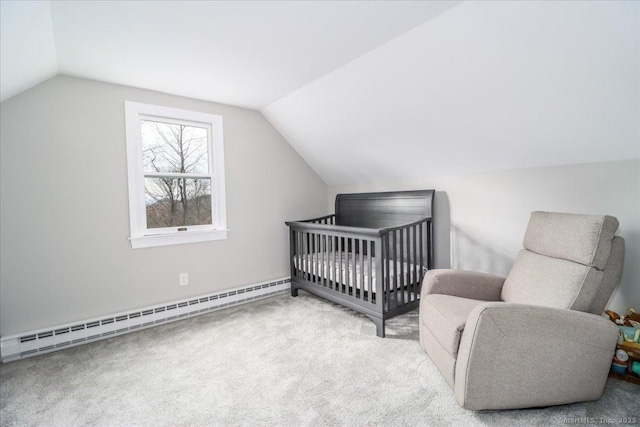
top-left (0, 1), bottom-right (57, 102)
top-left (264, 0), bottom-right (640, 185)
top-left (1, 1), bottom-right (638, 186)
top-left (1, 0), bottom-right (459, 109)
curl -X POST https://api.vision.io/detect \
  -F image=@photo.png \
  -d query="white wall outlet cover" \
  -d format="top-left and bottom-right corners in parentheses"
top-left (180, 273), bottom-right (188, 286)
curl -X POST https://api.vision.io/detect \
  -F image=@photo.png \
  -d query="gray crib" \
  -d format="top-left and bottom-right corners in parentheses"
top-left (285, 190), bottom-right (434, 337)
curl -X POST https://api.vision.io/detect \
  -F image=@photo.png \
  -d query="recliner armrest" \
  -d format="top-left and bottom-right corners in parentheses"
top-left (454, 302), bottom-right (619, 410)
top-left (421, 269), bottom-right (505, 301)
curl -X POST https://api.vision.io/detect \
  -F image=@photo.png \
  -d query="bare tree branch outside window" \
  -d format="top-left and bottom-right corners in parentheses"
top-left (141, 120), bottom-right (212, 228)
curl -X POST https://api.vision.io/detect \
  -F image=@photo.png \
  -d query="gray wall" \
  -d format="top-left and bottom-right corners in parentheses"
top-left (329, 160), bottom-right (640, 314)
top-left (0, 75), bottom-right (328, 336)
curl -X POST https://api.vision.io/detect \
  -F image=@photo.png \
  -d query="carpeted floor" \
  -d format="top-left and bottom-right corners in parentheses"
top-left (1, 292), bottom-right (639, 426)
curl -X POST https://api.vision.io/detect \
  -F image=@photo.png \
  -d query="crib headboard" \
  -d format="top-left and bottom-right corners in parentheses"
top-left (335, 190), bottom-right (435, 229)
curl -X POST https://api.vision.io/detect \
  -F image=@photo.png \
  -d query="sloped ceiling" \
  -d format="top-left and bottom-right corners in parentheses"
top-left (1, 1), bottom-right (638, 186)
top-left (264, 0), bottom-right (640, 185)
top-left (0, 1), bottom-right (57, 101)
top-left (1, 0), bottom-right (460, 109)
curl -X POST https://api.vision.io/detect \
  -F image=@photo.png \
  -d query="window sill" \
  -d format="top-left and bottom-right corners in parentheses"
top-left (130, 229), bottom-right (228, 249)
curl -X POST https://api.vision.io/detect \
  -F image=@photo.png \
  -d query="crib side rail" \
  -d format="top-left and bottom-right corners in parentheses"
top-left (288, 223), bottom-right (384, 312)
top-left (379, 217), bottom-right (432, 312)
top-left (285, 221), bottom-right (383, 238)
top-left (286, 217), bottom-right (432, 315)
top-left (300, 214), bottom-right (336, 225)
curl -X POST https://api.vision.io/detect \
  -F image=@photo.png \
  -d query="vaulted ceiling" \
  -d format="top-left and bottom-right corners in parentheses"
top-left (2, 1), bottom-right (638, 186)
top-left (264, 1), bottom-right (640, 185)
top-left (0, 1), bottom-right (459, 108)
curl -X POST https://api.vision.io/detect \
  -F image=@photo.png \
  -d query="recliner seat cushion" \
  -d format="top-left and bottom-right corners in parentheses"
top-left (421, 294), bottom-right (487, 357)
top-left (523, 212), bottom-right (618, 270)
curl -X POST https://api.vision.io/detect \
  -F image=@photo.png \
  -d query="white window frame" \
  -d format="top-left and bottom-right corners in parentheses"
top-left (124, 101), bottom-right (227, 249)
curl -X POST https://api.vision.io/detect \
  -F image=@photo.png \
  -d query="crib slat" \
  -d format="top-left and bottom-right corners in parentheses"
top-left (344, 238), bottom-right (348, 294)
top-left (355, 239), bottom-right (359, 298)
top-left (347, 238), bottom-right (356, 298)
top-left (390, 231), bottom-right (395, 310)
top-left (400, 228), bottom-right (405, 306)
top-left (317, 233), bottom-right (321, 285)
top-left (412, 225), bottom-right (417, 302)
top-left (354, 239), bottom-right (358, 298)
top-left (398, 229), bottom-right (407, 305)
top-left (406, 227), bottom-right (410, 304)
top-left (323, 234), bottom-right (327, 288)
top-left (314, 233), bottom-right (317, 281)
top-left (359, 239), bottom-right (365, 301)
top-left (311, 233), bottom-right (315, 283)
top-left (407, 227), bottom-right (411, 304)
top-left (427, 220), bottom-right (432, 269)
top-left (308, 233), bottom-right (311, 280)
top-left (303, 231), bottom-right (306, 281)
top-left (367, 240), bottom-right (373, 303)
top-left (345, 237), bottom-right (350, 295)
top-left (333, 236), bottom-right (338, 291)
top-left (344, 237), bottom-right (348, 294)
top-left (290, 230), bottom-right (296, 280)
top-left (327, 235), bottom-right (331, 290)
top-left (298, 231), bottom-right (306, 279)
top-left (326, 235), bottom-right (331, 289)
top-left (383, 234), bottom-right (388, 311)
top-left (310, 233), bottom-right (315, 283)
top-left (338, 237), bottom-right (344, 292)
top-left (298, 231), bottom-right (302, 280)
top-left (310, 232), bottom-right (314, 282)
top-left (332, 236), bottom-right (336, 290)
top-left (388, 232), bottom-right (394, 311)
top-left (333, 236), bottom-right (337, 290)
top-left (390, 230), bottom-right (396, 310)
top-left (420, 222), bottom-right (424, 290)
top-left (348, 238), bottom-right (353, 296)
top-left (403, 227), bottom-right (412, 304)
top-left (374, 239), bottom-right (382, 310)
top-left (306, 232), bottom-right (310, 281)
top-left (385, 233), bottom-right (390, 311)
top-left (318, 233), bottom-right (322, 286)
top-left (307, 232), bottom-right (311, 281)
top-left (354, 239), bottom-right (359, 299)
top-left (407, 227), bottom-right (412, 303)
top-left (346, 238), bottom-right (351, 296)
top-left (298, 230), bottom-right (303, 281)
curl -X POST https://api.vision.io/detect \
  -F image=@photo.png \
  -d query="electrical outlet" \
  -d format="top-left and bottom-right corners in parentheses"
top-left (179, 273), bottom-right (188, 286)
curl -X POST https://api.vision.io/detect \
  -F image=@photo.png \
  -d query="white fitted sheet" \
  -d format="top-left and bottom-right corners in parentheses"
top-left (293, 252), bottom-right (426, 294)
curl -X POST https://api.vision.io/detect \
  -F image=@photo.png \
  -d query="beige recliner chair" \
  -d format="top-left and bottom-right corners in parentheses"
top-left (420, 212), bottom-right (625, 410)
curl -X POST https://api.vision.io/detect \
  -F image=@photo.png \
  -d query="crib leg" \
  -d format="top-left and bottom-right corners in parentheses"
top-left (376, 320), bottom-right (385, 338)
top-left (291, 286), bottom-right (299, 297)
top-left (367, 315), bottom-right (385, 338)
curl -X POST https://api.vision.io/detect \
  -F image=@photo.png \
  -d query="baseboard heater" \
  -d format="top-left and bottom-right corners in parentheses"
top-left (0, 277), bottom-right (291, 363)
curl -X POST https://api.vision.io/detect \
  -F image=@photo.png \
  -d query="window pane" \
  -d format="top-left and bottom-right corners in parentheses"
top-left (141, 120), bottom-right (209, 174)
top-left (145, 177), bottom-right (212, 229)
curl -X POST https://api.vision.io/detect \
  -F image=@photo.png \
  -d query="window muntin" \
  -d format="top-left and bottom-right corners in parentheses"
top-left (125, 102), bottom-right (227, 248)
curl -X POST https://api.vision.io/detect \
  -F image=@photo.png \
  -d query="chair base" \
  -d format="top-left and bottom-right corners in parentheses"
top-left (419, 320), bottom-right (456, 389)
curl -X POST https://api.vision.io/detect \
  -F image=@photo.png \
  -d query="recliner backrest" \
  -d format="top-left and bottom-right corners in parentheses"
top-left (501, 212), bottom-right (622, 312)
top-left (588, 236), bottom-right (625, 315)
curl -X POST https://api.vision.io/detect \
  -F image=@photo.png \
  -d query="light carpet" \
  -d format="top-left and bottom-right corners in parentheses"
top-left (1, 292), bottom-right (638, 426)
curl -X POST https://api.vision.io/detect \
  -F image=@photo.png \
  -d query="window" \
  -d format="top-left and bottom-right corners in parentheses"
top-left (124, 102), bottom-right (227, 248)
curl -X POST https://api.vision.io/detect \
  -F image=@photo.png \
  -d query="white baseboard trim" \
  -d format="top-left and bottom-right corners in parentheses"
top-left (0, 277), bottom-right (291, 363)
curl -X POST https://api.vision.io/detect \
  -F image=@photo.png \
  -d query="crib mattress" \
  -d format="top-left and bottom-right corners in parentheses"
top-left (293, 252), bottom-right (425, 293)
